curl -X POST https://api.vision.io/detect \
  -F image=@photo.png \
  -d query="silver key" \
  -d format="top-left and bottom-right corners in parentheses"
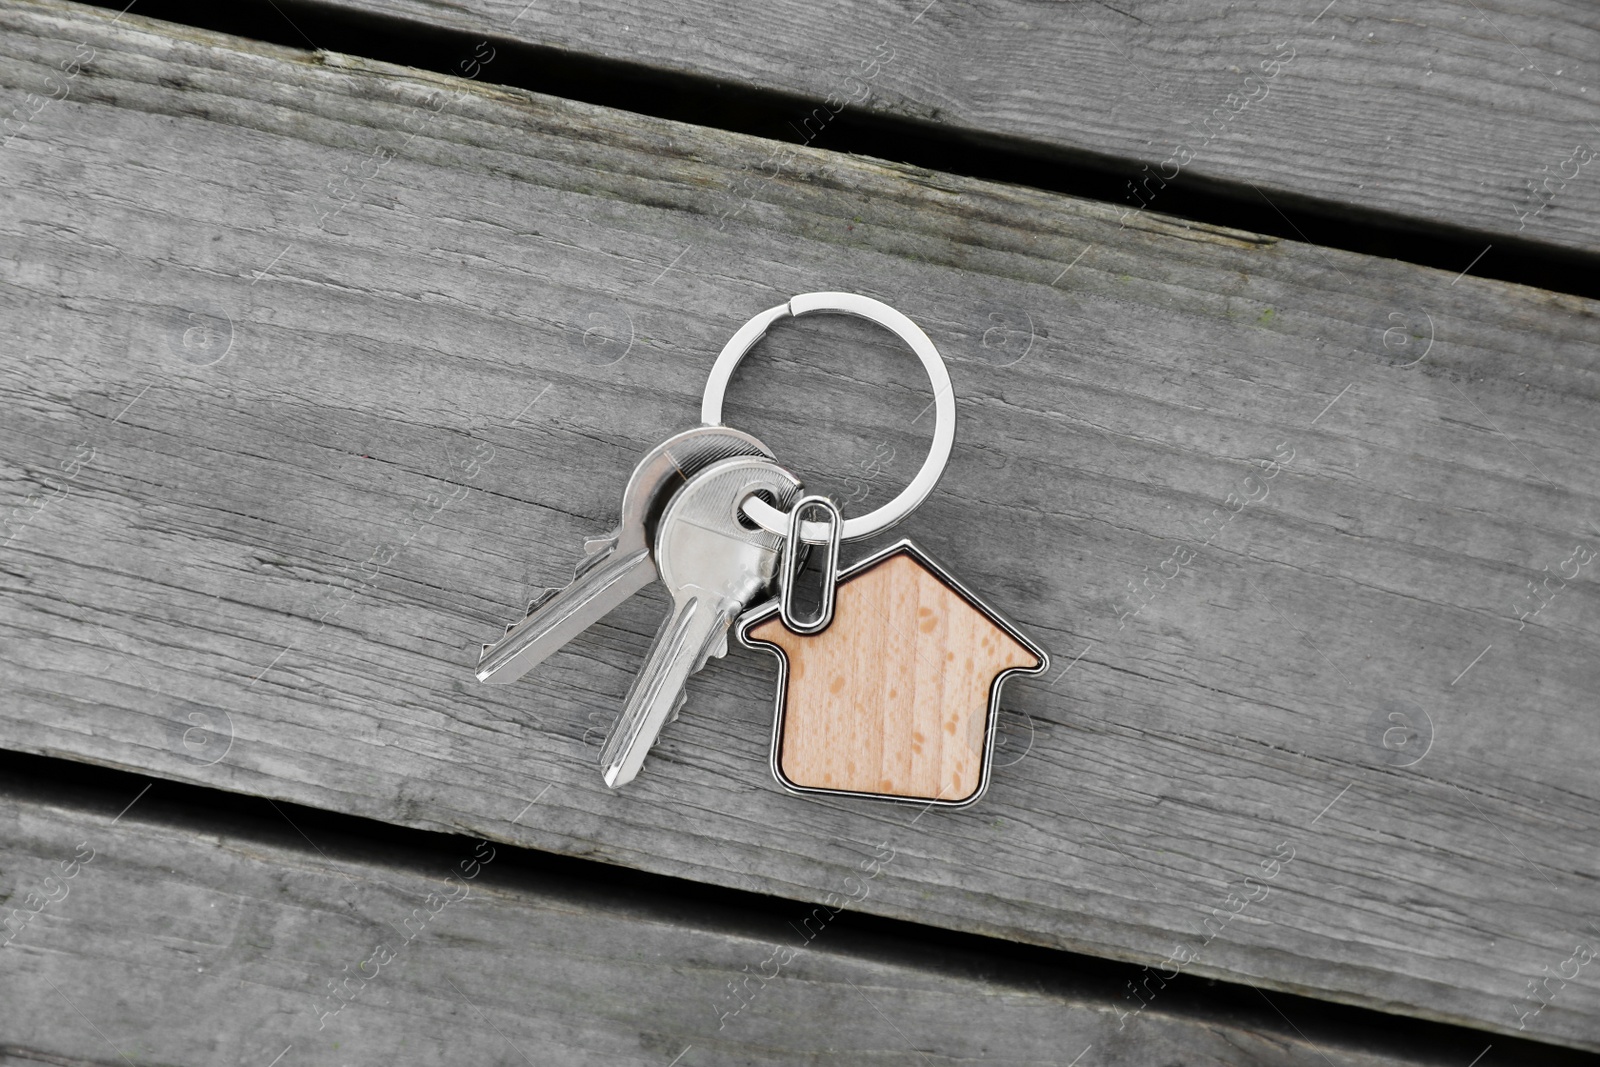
top-left (600, 456), bottom-right (801, 788)
top-left (477, 426), bottom-right (772, 684)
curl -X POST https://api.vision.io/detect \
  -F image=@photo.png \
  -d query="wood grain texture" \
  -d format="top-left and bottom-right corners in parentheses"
top-left (312, 0), bottom-right (1600, 255)
top-left (0, 785), bottom-right (1477, 1067)
top-left (2, 0), bottom-right (1599, 1050)
top-left (748, 544), bottom-right (1043, 802)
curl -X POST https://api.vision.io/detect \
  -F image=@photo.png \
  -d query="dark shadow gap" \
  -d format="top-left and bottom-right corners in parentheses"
top-left (73, 0), bottom-right (1600, 300)
top-left (1, 749), bottom-right (1595, 1065)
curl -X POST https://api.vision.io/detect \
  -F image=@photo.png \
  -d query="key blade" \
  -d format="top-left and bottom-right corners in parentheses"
top-left (477, 545), bottom-right (652, 684)
top-left (596, 454), bottom-right (801, 788)
top-left (600, 594), bottom-right (738, 789)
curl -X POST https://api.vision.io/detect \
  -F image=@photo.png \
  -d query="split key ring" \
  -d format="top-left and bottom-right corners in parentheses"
top-left (699, 292), bottom-right (956, 544)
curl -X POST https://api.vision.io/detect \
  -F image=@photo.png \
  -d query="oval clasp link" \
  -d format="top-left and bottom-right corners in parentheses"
top-left (779, 495), bottom-right (842, 635)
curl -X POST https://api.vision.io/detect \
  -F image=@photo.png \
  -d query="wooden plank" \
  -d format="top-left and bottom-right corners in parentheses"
top-left (0, 778), bottom-right (1478, 1067)
top-left (2, 0), bottom-right (1599, 1050)
top-left (297, 0), bottom-right (1600, 255)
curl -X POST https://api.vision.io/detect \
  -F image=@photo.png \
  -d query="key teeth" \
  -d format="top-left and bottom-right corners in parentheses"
top-left (666, 687), bottom-right (688, 724)
top-left (526, 588), bottom-right (557, 617)
top-left (699, 633), bottom-right (728, 670)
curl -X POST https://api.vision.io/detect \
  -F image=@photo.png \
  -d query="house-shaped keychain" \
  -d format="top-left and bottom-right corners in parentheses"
top-left (739, 540), bottom-right (1047, 808)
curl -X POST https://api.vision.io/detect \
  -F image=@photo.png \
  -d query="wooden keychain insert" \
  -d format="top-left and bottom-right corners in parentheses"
top-left (741, 539), bottom-right (1047, 807)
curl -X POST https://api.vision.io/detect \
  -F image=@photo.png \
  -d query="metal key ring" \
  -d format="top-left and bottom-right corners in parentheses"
top-left (700, 292), bottom-right (955, 543)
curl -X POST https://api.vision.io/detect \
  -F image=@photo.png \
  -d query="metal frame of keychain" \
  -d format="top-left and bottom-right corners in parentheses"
top-left (476, 292), bottom-right (1046, 808)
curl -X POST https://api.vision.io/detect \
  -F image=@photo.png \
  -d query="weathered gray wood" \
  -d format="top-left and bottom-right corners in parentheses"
top-left (0, 786), bottom-right (1478, 1067)
top-left (2, 0), bottom-right (1599, 1051)
top-left (314, 0), bottom-right (1600, 255)
top-left (9, 782), bottom-right (1501, 1067)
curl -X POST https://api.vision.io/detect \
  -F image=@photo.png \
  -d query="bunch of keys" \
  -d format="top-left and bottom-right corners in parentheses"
top-left (478, 293), bottom-right (1047, 807)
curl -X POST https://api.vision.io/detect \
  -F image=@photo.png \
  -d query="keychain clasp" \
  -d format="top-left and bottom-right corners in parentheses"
top-left (778, 495), bottom-right (842, 634)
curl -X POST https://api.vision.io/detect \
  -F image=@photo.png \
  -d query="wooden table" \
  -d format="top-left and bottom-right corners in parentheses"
top-left (2, 0), bottom-right (1597, 1062)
